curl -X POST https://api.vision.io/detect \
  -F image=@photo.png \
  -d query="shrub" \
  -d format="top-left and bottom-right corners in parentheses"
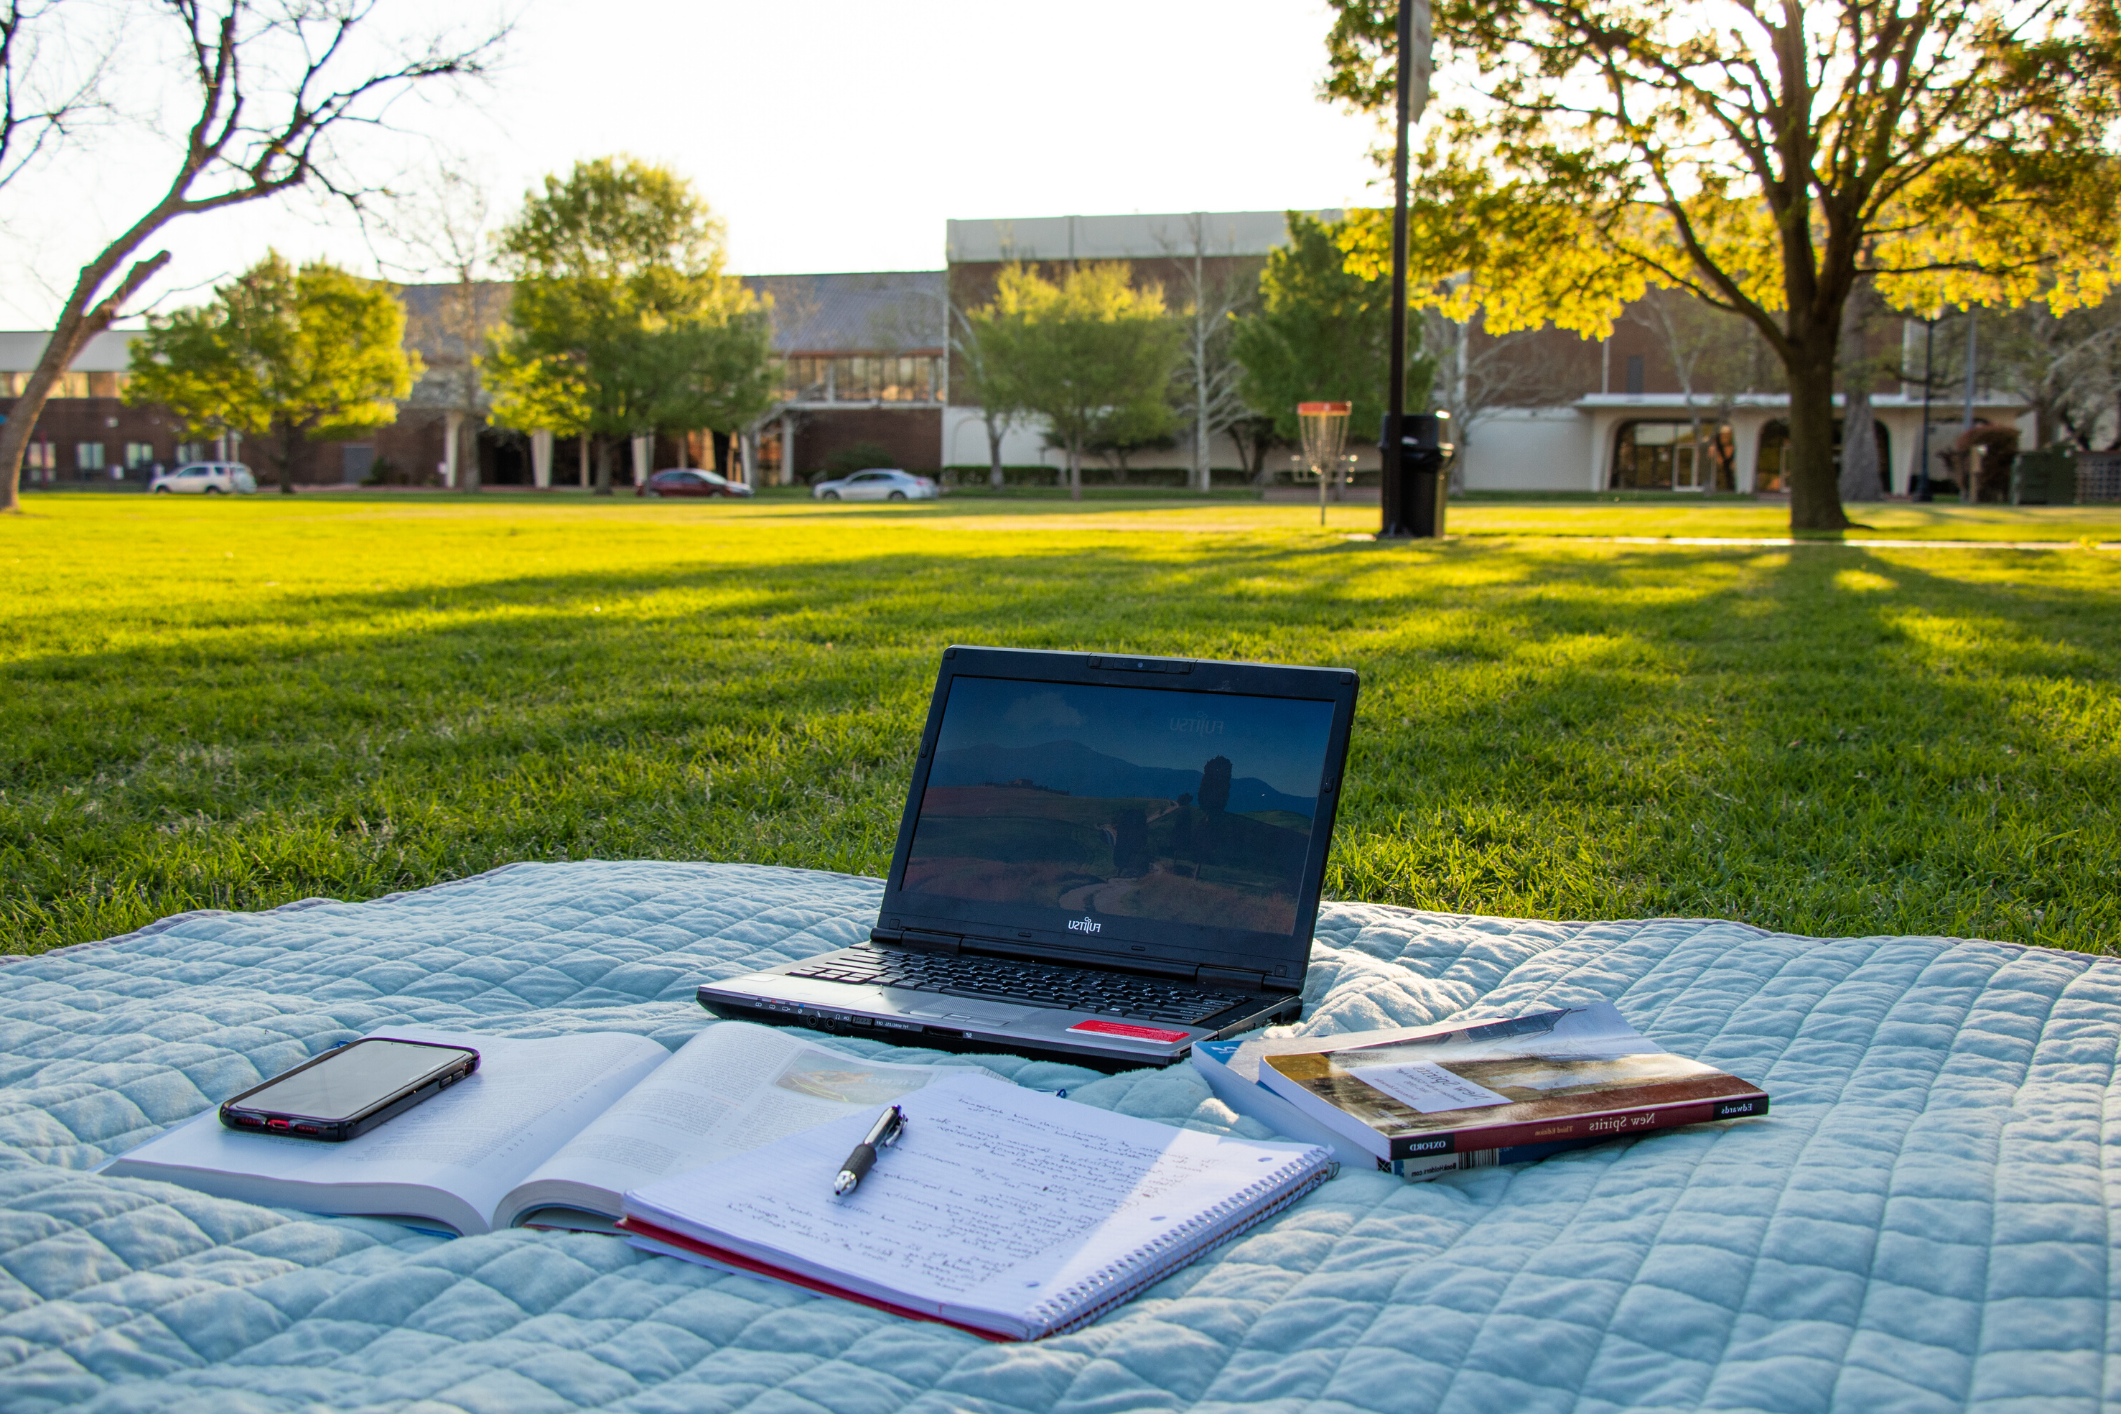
top-left (820, 442), bottom-right (898, 481)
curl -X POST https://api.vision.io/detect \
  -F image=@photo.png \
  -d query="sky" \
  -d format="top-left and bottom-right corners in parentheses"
top-left (0, 0), bottom-right (1392, 328)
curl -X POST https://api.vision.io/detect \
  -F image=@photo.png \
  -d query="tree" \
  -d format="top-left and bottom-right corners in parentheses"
top-left (969, 263), bottom-right (1183, 501)
top-left (948, 301), bottom-right (1026, 488)
top-left (1981, 296), bottom-right (2121, 447)
top-left (487, 157), bottom-right (774, 496)
top-left (0, 0), bottom-right (108, 195)
top-left (1231, 211), bottom-right (1431, 452)
top-left (125, 253), bottom-right (418, 492)
top-left (0, 0), bottom-right (499, 514)
top-left (1422, 308), bottom-right (1583, 490)
top-left (391, 163), bottom-right (507, 491)
top-left (1620, 289), bottom-right (1761, 492)
top-left (1155, 214), bottom-right (1262, 492)
top-left (1324, 0), bottom-right (2121, 531)
top-left (1083, 406), bottom-right (1178, 483)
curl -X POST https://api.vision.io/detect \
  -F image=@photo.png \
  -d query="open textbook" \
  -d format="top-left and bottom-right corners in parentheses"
top-left (106, 1022), bottom-right (980, 1235)
top-left (619, 1072), bottom-right (1335, 1341)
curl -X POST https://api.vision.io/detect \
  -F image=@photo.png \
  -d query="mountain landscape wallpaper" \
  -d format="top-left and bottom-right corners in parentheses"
top-left (904, 679), bottom-right (1335, 934)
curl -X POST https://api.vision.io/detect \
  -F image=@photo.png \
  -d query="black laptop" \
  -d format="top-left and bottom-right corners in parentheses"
top-left (697, 646), bottom-right (1360, 1068)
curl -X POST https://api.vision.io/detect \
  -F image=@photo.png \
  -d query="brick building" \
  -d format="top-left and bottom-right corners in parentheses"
top-left (0, 332), bottom-right (204, 485)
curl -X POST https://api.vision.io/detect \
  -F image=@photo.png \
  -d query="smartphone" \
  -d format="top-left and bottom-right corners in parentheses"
top-left (219, 1038), bottom-right (480, 1142)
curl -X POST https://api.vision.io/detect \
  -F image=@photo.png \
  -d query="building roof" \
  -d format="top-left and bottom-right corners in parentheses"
top-left (0, 330), bottom-right (138, 373)
top-left (742, 271), bottom-right (944, 354)
top-left (944, 210), bottom-right (1338, 263)
top-left (393, 272), bottom-right (945, 358)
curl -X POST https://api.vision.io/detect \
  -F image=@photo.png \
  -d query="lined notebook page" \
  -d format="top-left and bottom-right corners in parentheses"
top-left (623, 1072), bottom-right (1331, 1339)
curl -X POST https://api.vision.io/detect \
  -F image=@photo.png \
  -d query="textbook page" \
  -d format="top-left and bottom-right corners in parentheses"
top-left (624, 1072), bottom-right (1331, 1339)
top-left (496, 1021), bottom-right (970, 1228)
top-left (107, 1027), bottom-right (667, 1234)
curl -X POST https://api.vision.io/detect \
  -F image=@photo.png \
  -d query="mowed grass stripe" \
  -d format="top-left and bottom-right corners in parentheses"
top-left (3, 495), bottom-right (2116, 955)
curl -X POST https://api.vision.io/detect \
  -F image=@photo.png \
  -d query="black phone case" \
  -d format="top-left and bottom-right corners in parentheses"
top-left (218, 1038), bottom-right (480, 1143)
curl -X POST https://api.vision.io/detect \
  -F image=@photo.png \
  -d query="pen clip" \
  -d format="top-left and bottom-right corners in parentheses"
top-left (878, 1104), bottom-right (906, 1147)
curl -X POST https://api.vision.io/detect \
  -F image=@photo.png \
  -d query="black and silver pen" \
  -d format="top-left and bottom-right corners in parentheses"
top-left (832, 1104), bottom-right (906, 1196)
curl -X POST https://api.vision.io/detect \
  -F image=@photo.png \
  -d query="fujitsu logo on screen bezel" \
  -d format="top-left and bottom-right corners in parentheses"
top-left (1067, 915), bottom-right (1102, 934)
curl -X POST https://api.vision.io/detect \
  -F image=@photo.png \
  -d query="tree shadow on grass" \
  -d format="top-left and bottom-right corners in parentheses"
top-left (3, 536), bottom-right (2116, 955)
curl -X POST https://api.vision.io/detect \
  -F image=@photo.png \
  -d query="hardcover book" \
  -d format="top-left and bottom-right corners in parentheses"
top-left (1252, 1003), bottom-right (1767, 1165)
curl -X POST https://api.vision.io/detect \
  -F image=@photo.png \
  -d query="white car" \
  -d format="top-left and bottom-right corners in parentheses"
top-left (150, 462), bottom-right (257, 495)
top-left (811, 469), bottom-right (938, 502)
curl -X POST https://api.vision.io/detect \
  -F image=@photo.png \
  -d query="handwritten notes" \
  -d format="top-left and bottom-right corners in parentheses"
top-left (624, 1072), bottom-right (1330, 1334)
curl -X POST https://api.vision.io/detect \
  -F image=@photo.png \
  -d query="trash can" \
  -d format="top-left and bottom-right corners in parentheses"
top-left (1380, 413), bottom-right (1454, 537)
top-left (2011, 450), bottom-right (2077, 506)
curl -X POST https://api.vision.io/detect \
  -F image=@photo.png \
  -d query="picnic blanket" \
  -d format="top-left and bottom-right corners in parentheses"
top-left (0, 861), bottom-right (2114, 1414)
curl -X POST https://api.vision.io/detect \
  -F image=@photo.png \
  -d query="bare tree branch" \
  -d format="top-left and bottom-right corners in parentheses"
top-left (0, 0), bottom-right (504, 512)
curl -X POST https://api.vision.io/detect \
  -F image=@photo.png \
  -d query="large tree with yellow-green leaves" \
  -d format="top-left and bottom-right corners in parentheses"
top-left (487, 157), bottom-right (774, 495)
top-left (125, 254), bottom-right (418, 493)
top-left (1324, 0), bottom-right (2121, 530)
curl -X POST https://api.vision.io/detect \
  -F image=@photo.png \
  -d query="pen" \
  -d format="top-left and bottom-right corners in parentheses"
top-left (833, 1104), bottom-right (906, 1196)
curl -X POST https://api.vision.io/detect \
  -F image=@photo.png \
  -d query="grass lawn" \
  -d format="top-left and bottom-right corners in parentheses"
top-left (5, 491), bottom-right (2118, 957)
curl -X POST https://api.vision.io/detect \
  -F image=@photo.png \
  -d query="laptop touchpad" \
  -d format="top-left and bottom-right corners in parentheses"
top-left (888, 994), bottom-right (1035, 1025)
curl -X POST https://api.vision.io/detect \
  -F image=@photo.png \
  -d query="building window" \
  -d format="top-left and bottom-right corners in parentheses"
top-left (1611, 420), bottom-right (1735, 491)
top-left (1754, 419), bottom-right (1890, 495)
top-left (176, 442), bottom-right (209, 463)
top-left (54, 372), bottom-right (90, 398)
top-left (779, 353), bottom-right (944, 403)
top-left (0, 372), bottom-right (22, 396)
top-left (125, 442), bottom-right (156, 468)
top-left (1624, 355), bottom-right (1645, 395)
top-left (25, 440), bottom-right (56, 482)
top-left (76, 442), bottom-right (107, 471)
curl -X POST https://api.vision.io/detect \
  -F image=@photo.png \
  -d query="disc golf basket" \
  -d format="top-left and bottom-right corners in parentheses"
top-left (1298, 401), bottom-right (1352, 524)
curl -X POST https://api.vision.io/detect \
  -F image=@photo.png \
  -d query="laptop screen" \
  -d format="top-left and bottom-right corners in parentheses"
top-left (903, 676), bottom-right (1339, 942)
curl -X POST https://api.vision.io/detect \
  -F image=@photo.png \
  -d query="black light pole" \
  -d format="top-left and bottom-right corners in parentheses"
top-left (1379, 0), bottom-right (1417, 538)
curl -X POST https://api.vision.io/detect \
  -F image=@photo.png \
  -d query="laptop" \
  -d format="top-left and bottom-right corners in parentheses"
top-left (697, 646), bottom-right (1360, 1068)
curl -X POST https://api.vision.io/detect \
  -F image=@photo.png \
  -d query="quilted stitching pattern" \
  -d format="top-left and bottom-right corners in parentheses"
top-left (0, 861), bottom-right (2113, 1413)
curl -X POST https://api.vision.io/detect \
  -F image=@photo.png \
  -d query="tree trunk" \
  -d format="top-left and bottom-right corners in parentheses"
top-left (1067, 443), bottom-right (1082, 500)
top-left (459, 413), bottom-right (481, 491)
top-left (0, 250), bottom-right (172, 513)
top-left (1785, 356), bottom-right (1851, 530)
top-left (278, 420), bottom-right (301, 495)
top-left (594, 437), bottom-right (614, 496)
top-left (1839, 389), bottom-right (1879, 502)
top-left (1837, 282), bottom-right (1879, 503)
top-left (985, 416), bottom-right (1005, 488)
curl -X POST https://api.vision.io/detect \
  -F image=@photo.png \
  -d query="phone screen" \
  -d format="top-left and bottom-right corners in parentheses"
top-left (240, 1041), bottom-right (467, 1121)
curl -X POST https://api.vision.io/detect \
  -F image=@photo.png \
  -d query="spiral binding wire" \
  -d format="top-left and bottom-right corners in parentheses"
top-left (1023, 1148), bottom-right (1336, 1339)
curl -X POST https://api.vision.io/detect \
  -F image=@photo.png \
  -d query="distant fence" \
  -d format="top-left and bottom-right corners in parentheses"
top-left (2078, 452), bottom-right (2121, 503)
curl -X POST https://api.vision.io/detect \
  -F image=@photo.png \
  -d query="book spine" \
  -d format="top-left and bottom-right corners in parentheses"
top-left (1388, 1093), bottom-right (1769, 1161)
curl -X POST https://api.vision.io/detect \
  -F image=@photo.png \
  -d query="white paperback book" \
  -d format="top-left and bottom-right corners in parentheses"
top-left (620, 1071), bottom-right (1336, 1341)
top-left (106, 1022), bottom-right (978, 1235)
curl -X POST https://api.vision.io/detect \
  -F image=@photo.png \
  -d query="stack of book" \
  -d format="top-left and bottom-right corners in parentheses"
top-left (1194, 1002), bottom-right (1767, 1179)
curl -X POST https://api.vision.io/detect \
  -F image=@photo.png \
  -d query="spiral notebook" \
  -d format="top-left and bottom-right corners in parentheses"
top-left (617, 1071), bottom-right (1335, 1340)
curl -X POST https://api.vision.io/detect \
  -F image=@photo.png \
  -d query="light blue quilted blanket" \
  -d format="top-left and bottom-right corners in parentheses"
top-left (2, 861), bottom-right (2114, 1413)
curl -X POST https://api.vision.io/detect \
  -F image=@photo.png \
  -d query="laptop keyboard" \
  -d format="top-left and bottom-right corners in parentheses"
top-left (784, 946), bottom-right (1250, 1026)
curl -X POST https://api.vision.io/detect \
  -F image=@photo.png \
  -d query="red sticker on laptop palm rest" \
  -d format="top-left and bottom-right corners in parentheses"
top-left (1068, 1019), bottom-right (1191, 1043)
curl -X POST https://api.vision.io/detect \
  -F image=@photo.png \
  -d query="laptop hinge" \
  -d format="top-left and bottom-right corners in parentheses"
top-left (880, 928), bottom-right (961, 954)
top-left (1195, 965), bottom-right (1268, 992)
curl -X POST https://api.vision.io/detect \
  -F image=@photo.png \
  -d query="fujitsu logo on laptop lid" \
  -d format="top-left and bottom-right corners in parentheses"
top-left (1067, 915), bottom-right (1102, 934)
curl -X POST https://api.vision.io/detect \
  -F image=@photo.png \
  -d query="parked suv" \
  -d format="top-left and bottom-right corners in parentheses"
top-left (150, 462), bottom-right (257, 495)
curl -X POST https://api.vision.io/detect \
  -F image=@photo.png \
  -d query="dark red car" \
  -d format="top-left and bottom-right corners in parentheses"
top-left (639, 468), bottom-right (755, 499)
